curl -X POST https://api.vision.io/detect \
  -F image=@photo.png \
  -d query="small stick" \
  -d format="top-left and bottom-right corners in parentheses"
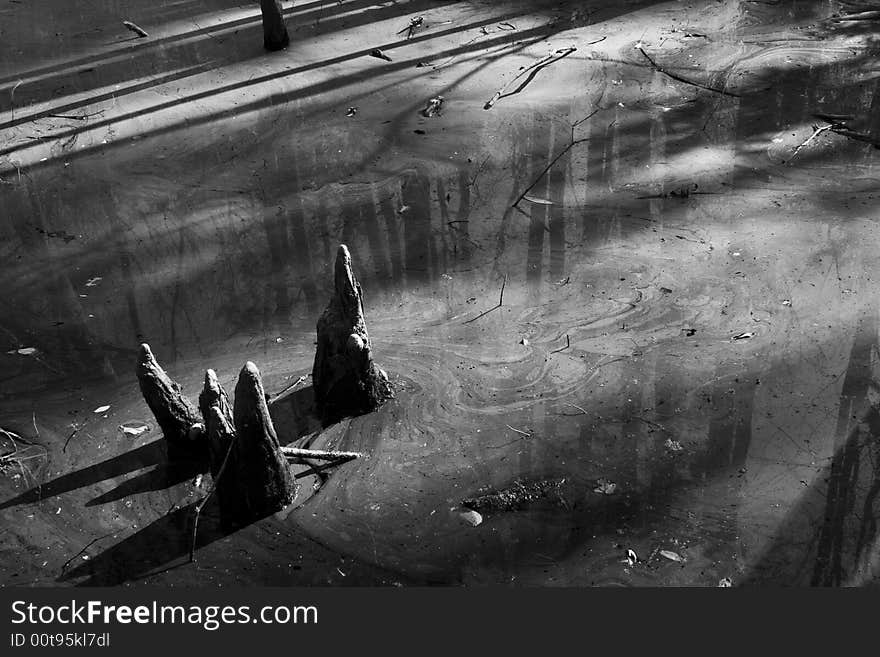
top-left (281, 446), bottom-right (363, 461)
top-left (463, 274), bottom-right (507, 324)
top-left (505, 424), bottom-right (532, 437)
top-left (551, 334), bottom-right (571, 354)
top-left (789, 124), bottom-right (833, 161)
top-left (484, 47), bottom-right (577, 110)
top-left (565, 402), bottom-right (589, 415)
top-left (294, 460), bottom-right (352, 479)
top-left (190, 432), bottom-right (236, 563)
top-left (637, 47), bottom-right (738, 97)
top-left (122, 21), bottom-right (149, 38)
top-left (513, 137), bottom-right (589, 208)
top-left (62, 420), bottom-right (86, 453)
top-left (268, 375), bottom-right (307, 404)
top-left (60, 531), bottom-right (118, 575)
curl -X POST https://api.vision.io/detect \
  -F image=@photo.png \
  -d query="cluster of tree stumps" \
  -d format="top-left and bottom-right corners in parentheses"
top-left (135, 245), bottom-right (391, 535)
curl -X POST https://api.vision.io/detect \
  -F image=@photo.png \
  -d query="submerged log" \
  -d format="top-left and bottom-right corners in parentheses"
top-left (136, 343), bottom-right (206, 462)
top-left (260, 0), bottom-right (289, 51)
top-left (312, 245), bottom-right (393, 423)
top-left (223, 362), bottom-right (295, 525)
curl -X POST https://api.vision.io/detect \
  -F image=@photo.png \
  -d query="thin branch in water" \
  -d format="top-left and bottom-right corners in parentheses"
top-left (513, 137), bottom-right (590, 208)
top-left (551, 334), bottom-right (571, 354)
top-left (190, 432), bottom-right (236, 563)
top-left (60, 531), bottom-right (118, 575)
top-left (637, 47), bottom-right (739, 97)
top-left (788, 124), bottom-right (833, 161)
top-left (483, 47), bottom-right (577, 110)
top-left (505, 424), bottom-right (532, 437)
top-left (463, 273), bottom-right (508, 324)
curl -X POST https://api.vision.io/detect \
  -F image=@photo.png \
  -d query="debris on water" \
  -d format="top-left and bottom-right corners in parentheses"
top-left (459, 509), bottom-right (483, 526)
top-left (7, 347), bottom-right (37, 356)
top-left (346, 107), bottom-right (357, 117)
top-left (522, 195), bottom-right (554, 205)
top-left (122, 20), bottom-right (149, 38)
top-left (85, 277), bottom-right (102, 287)
top-left (498, 22), bottom-right (517, 30)
top-left (93, 405), bottom-right (111, 414)
top-left (682, 328), bottom-right (697, 336)
top-left (421, 96), bottom-right (444, 117)
top-left (119, 422), bottom-right (149, 436)
top-left (413, 129), bottom-right (426, 135)
top-left (369, 48), bottom-right (392, 62)
top-left (659, 549), bottom-right (685, 563)
top-left (781, 299), bottom-right (792, 306)
top-left (594, 478), bottom-right (617, 495)
top-left (660, 287), bottom-right (673, 294)
top-left (718, 577), bottom-right (732, 587)
top-left (462, 478), bottom-right (567, 514)
top-left (520, 337), bottom-right (529, 346)
top-left (664, 438), bottom-right (683, 452)
top-left (625, 549), bottom-right (638, 566)
top-left (397, 16), bottom-right (424, 39)
top-left (732, 331), bottom-right (755, 340)
top-left (194, 474), bottom-right (203, 487)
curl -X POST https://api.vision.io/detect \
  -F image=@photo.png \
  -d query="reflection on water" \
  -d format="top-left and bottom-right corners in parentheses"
top-left (4, 0), bottom-right (880, 586)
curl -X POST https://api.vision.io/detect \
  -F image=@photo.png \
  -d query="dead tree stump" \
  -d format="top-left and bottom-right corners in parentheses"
top-left (198, 369), bottom-right (234, 479)
top-left (136, 343), bottom-right (206, 463)
top-left (260, 0), bottom-right (290, 51)
top-left (222, 362), bottom-right (295, 525)
top-left (312, 245), bottom-right (393, 423)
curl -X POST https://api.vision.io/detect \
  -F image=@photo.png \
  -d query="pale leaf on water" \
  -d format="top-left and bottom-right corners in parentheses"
top-left (93, 405), bottom-right (111, 414)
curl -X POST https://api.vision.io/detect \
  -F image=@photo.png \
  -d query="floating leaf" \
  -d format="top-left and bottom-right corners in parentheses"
top-left (459, 509), bottom-right (483, 527)
top-left (7, 347), bottom-right (37, 356)
top-left (93, 405), bottom-right (111, 414)
top-left (718, 577), bottom-right (732, 587)
top-left (119, 423), bottom-right (149, 436)
top-left (85, 277), bottom-right (102, 287)
top-left (522, 195), bottom-right (554, 205)
top-left (660, 549), bottom-right (685, 562)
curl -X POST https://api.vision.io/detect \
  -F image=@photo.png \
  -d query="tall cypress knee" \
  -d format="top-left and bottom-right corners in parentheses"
top-left (260, 0), bottom-right (289, 51)
top-left (136, 343), bottom-right (206, 463)
top-left (312, 245), bottom-right (393, 423)
top-left (228, 362), bottom-right (295, 524)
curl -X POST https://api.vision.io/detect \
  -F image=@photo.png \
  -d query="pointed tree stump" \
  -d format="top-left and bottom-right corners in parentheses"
top-left (221, 362), bottom-right (295, 525)
top-left (312, 245), bottom-right (393, 423)
top-left (260, 0), bottom-right (290, 51)
top-left (198, 369), bottom-right (234, 480)
top-left (136, 343), bottom-right (206, 463)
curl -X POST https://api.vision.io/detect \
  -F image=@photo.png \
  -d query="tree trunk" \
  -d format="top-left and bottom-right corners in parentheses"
top-left (136, 343), bottom-right (206, 463)
top-left (224, 362), bottom-right (295, 525)
top-left (260, 0), bottom-right (290, 52)
top-left (312, 245), bottom-right (393, 423)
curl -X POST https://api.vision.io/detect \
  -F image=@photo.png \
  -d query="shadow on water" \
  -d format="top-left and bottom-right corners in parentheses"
top-left (0, 440), bottom-right (201, 511)
top-left (742, 304), bottom-right (880, 586)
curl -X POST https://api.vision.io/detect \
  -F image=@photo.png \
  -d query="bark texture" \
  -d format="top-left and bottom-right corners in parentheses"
top-left (136, 343), bottom-right (206, 461)
top-left (312, 245), bottom-right (393, 423)
top-left (224, 362), bottom-right (295, 524)
top-left (260, 0), bottom-right (290, 51)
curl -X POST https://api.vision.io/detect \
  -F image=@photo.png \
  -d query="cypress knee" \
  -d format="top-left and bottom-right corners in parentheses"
top-left (198, 369), bottom-right (234, 480)
top-left (312, 245), bottom-right (393, 423)
top-left (260, 0), bottom-right (290, 51)
top-left (136, 343), bottom-right (206, 463)
top-left (226, 362), bottom-right (295, 525)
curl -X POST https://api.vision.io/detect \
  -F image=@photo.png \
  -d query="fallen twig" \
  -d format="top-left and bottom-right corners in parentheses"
top-left (789, 124), bottom-right (833, 161)
top-left (551, 334), bottom-right (571, 354)
top-left (122, 21), bottom-right (149, 38)
top-left (281, 446), bottom-right (363, 462)
top-left (505, 424), bottom-right (532, 437)
top-left (268, 375), bottom-right (307, 404)
top-left (463, 273), bottom-right (508, 324)
top-left (513, 137), bottom-right (589, 208)
top-left (637, 47), bottom-right (739, 97)
top-left (484, 47), bottom-right (577, 110)
top-left (190, 432), bottom-right (236, 563)
top-left (60, 531), bottom-right (118, 575)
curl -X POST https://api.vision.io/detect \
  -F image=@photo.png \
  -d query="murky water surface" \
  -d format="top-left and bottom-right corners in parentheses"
top-left (2, 0), bottom-right (880, 586)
